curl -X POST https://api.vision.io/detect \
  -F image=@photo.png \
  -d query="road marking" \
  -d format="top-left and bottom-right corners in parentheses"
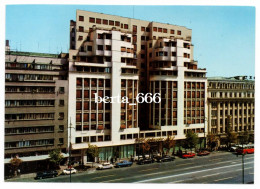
top-left (214, 176), bottom-right (234, 182)
top-left (90, 174), bottom-right (115, 180)
top-left (201, 173), bottom-right (220, 178)
top-left (209, 158), bottom-right (224, 162)
top-left (139, 168), bottom-right (158, 172)
top-left (135, 161), bottom-right (254, 183)
top-left (175, 162), bottom-right (193, 166)
top-left (101, 178), bottom-right (124, 183)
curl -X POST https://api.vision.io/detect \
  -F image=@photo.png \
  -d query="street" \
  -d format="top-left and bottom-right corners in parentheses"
top-left (14, 152), bottom-right (254, 184)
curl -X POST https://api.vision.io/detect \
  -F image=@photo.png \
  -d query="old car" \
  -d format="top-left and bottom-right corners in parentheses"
top-left (34, 170), bottom-right (58, 179)
top-left (62, 168), bottom-right (77, 175)
top-left (156, 155), bottom-right (175, 162)
top-left (136, 158), bottom-right (154, 165)
top-left (182, 153), bottom-right (196, 158)
top-left (96, 163), bottom-right (114, 170)
top-left (115, 160), bottom-right (133, 168)
top-left (197, 151), bottom-right (210, 156)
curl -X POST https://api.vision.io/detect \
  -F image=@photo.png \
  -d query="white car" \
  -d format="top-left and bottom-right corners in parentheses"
top-left (63, 168), bottom-right (77, 175)
top-left (96, 163), bottom-right (113, 170)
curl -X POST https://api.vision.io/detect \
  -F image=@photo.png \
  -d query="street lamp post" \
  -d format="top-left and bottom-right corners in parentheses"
top-left (68, 118), bottom-right (74, 183)
top-left (204, 117), bottom-right (207, 149)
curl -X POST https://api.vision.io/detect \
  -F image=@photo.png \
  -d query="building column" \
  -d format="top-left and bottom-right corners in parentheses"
top-left (217, 102), bottom-right (220, 133)
top-left (223, 102), bottom-right (226, 133)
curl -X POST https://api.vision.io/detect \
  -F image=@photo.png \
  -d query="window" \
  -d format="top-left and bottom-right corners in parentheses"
top-left (59, 125), bottom-right (64, 132)
top-left (133, 25), bottom-right (137, 32)
top-left (59, 100), bottom-right (64, 106)
top-left (141, 36), bottom-right (145, 41)
top-left (59, 138), bottom-right (64, 144)
top-left (153, 27), bottom-right (157, 32)
top-left (89, 17), bottom-right (95, 23)
top-left (79, 26), bottom-right (84, 32)
top-left (158, 28), bottom-right (162, 32)
top-left (59, 113), bottom-right (64, 120)
top-left (124, 24), bottom-right (128, 29)
top-left (170, 29), bottom-right (175, 34)
top-left (87, 46), bottom-right (92, 51)
top-left (115, 21), bottom-right (120, 26)
top-left (141, 45), bottom-right (145, 50)
top-left (141, 26), bottom-right (145, 31)
top-left (79, 16), bottom-right (84, 21)
top-left (109, 20), bottom-right (114, 26)
top-left (103, 19), bottom-right (108, 25)
top-left (96, 18), bottom-right (101, 24)
top-left (177, 30), bottom-right (182, 35)
top-left (97, 45), bottom-right (103, 51)
top-left (76, 137), bottom-right (82, 144)
top-left (105, 45), bottom-right (111, 51)
top-left (59, 87), bottom-right (65, 94)
top-left (163, 28), bottom-right (167, 33)
top-left (141, 54), bottom-right (145, 59)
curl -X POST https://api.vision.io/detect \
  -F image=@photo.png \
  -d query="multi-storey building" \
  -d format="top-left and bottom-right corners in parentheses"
top-left (207, 76), bottom-right (255, 146)
top-left (4, 41), bottom-right (69, 173)
top-left (68, 10), bottom-right (207, 163)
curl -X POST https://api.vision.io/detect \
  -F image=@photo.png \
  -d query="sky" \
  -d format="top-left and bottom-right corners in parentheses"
top-left (5, 5), bottom-right (255, 77)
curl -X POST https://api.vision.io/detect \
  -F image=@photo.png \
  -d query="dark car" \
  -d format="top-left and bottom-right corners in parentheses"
top-left (115, 160), bottom-right (133, 168)
top-left (34, 170), bottom-right (58, 179)
top-left (136, 158), bottom-right (154, 165)
top-left (156, 155), bottom-right (175, 162)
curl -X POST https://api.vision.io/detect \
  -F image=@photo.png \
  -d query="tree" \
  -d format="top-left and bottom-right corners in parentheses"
top-left (49, 149), bottom-right (64, 168)
top-left (207, 132), bottom-right (218, 151)
top-left (239, 131), bottom-right (249, 145)
top-left (226, 115), bottom-right (237, 148)
top-left (87, 143), bottom-right (100, 166)
top-left (183, 130), bottom-right (199, 153)
top-left (163, 135), bottom-right (175, 155)
top-left (9, 157), bottom-right (22, 176)
top-left (141, 140), bottom-right (150, 157)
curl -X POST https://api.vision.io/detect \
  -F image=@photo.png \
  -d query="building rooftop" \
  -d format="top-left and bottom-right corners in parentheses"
top-left (5, 50), bottom-right (60, 58)
top-left (208, 76), bottom-right (255, 82)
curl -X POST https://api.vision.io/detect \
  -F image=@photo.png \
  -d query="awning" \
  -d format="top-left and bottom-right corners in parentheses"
top-left (4, 153), bottom-right (69, 164)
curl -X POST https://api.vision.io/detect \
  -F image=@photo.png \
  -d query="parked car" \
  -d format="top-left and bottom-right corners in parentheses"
top-left (136, 158), bottom-right (154, 165)
top-left (96, 163), bottom-right (114, 170)
top-left (62, 168), bottom-right (77, 175)
top-left (115, 160), bottom-right (133, 168)
top-left (34, 170), bottom-right (58, 179)
top-left (236, 145), bottom-right (254, 155)
top-left (197, 151), bottom-right (210, 156)
top-left (156, 155), bottom-right (175, 162)
top-left (182, 153), bottom-right (196, 158)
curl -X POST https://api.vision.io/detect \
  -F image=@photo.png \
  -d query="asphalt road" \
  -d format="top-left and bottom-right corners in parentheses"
top-left (16, 152), bottom-right (254, 184)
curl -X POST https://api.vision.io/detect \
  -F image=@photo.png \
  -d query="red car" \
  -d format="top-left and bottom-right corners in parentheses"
top-left (237, 147), bottom-right (254, 155)
top-left (197, 151), bottom-right (210, 156)
top-left (182, 153), bottom-right (196, 158)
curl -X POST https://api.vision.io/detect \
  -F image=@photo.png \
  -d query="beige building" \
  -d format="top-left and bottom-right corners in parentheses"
top-left (5, 42), bottom-right (69, 174)
top-left (207, 76), bottom-right (255, 146)
top-left (68, 10), bottom-right (207, 162)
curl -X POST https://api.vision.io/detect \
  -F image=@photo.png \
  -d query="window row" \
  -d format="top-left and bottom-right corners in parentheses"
top-left (76, 113), bottom-right (110, 123)
top-left (5, 74), bottom-right (54, 82)
top-left (5, 62), bottom-right (63, 71)
top-left (5, 100), bottom-right (56, 107)
top-left (75, 135), bottom-right (111, 143)
top-left (5, 126), bottom-right (55, 135)
top-left (5, 139), bottom-right (54, 149)
top-left (5, 113), bottom-right (56, 121)
top-left (5, 86), bottom-right (55, 93)
top-left (184, 91), bottom-right (205, 98)
top-left (153, 27), bottom-right (181, 35)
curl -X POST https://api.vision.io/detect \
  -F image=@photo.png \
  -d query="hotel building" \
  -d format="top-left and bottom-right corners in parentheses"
top-left (207, 76), bottom-right (255, 146)
top-left (68, 10), bottom-right (207, 163)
